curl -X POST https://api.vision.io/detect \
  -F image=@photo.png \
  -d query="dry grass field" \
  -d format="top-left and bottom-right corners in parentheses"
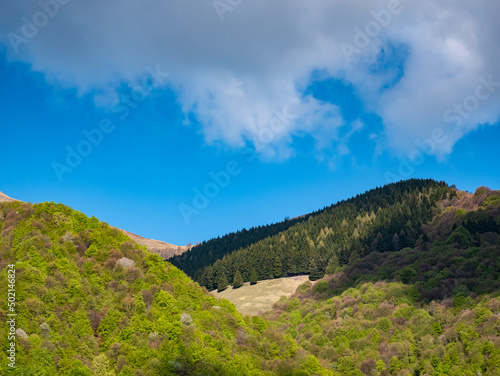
top-left (211, 275), bottom-right (312, 316)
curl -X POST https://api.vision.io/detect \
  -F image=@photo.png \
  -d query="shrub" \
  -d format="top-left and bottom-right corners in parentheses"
top-left (313, 280), bottom-right (329, 295)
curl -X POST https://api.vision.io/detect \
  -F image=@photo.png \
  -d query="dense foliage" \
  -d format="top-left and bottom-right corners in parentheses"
top-left (261, 186), bottom-right (500, 375)
top-left (319, 188), bottom-right (500, 303)
top-left (0, 201), bottom-right (329, 375)
top-left (188, 179), bottom-right (454, 290)
top-left (267, 280), bottom-right (500, 376)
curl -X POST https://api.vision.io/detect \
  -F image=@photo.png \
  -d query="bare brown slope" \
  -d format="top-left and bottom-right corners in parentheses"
top-left (0, 192), bottom-right (20, 203)
top-left (112, 227), bottom-right (192, 259)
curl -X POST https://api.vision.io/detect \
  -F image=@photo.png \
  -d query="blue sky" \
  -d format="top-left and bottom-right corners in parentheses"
top-left (1, 1), bottom-right (499, 245)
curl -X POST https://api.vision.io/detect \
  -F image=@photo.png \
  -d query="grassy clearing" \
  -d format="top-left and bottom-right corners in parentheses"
top-left (210, 275), bottom-right (311, 316)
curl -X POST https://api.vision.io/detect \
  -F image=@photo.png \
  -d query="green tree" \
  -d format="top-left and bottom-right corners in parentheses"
top-left (325, 253), bottom-right (339, 275)
top-left (232, 270), bottom-right (243, 289)
top-left (274, 256), bottom-right (283, 278)
top-left (217, 273), bottom-right (228, 292)
top-left (250, 268), bottom-right (258, 285)
top-left (309, 259), bottom-right (324, 281)
top-left (392, 233), bottom-right (401, 251)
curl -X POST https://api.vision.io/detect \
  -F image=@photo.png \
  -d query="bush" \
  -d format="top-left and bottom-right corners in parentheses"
top-left (313, 280), bottom-right (329, 295)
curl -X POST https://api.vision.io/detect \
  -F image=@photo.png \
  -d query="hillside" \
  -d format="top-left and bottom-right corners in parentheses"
top-left (0, 191), bottom-right (19, 203)
top-left (1, 182), bottom-right (498, 375)
top-left (266, 280), bottom-right (500, 375)
top-left (257, 185), bottom-right (500, 375)
top-left (169, 213), bottom-right (310, 280)
top-left (0, 200), bottom-right (331, 375)
top-left (0, 191), bottom-right (190, 259)
top-left (204, 185), bottom-right (500, 374)
top-left (113, 227), bottom-right (192, 259)
top-left (316, 186), bottom-right (500, 301)
top-left (175, 179), bottom-right (455, 291)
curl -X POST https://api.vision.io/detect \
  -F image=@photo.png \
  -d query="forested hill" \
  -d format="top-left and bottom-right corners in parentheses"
top-left (176, 179), bottom-right (454, 291)
top-left (262, 186), bottom-right (500, 375)
top-left (169, 210), bottom-right (312, 277)
top-left (0, 200), bottom-right (331, 375)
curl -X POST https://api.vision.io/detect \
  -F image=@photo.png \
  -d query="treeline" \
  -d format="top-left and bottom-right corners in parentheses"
top-left (187, 179), bottom-right (454, 291)
top-left (169, 211), bottom-right (311, 276)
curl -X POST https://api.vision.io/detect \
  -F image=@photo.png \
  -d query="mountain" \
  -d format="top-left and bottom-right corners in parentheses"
top-left (319, 186), bottom-right (500, 299)
top-left (259, 185), bottom-right (500, 375)
top-left (169, 213), bottom-right (311, 279)
top-left (0, 200), bottom-right (329, 375)
top-left (1, 181), bottom-right (498, 375)
top-left (112, 227), bottom-right (192, 259)
top-left (0, 191), bottom-right (190, 259)
top-left (0, 191), bottom-right (19, 203)
top-left (172, 179), bottom-right (456, 291)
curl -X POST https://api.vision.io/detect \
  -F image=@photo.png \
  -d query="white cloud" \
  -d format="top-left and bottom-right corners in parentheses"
top-left (1, 0), bottom-right (499, 159)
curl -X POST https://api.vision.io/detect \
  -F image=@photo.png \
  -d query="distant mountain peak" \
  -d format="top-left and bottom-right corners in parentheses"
top-left (0, 191), bottom-right (20, 203)
top-left (113, 227), bottom-right (192, 259)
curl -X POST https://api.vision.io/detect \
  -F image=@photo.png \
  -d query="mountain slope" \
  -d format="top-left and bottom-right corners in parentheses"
top-left (259, 186), bottom-right (500, 375)
top-left (169, 213), bottom-right (311, 279)
top-left (113, 227), bottom-right (191, 259)
top-left (1, 183), bottom-right (498, 375)
top-left (0, 191), bottom-right (19, 203)
top-left (0, 200), bottom-right (331, 375)
top-left (266, 280), bottom-right (500, 375)
top-left (313, 186), bottom-right (500, 300)
top-left (0, 190), bottom-right (190, 258)
top-left (176, 179), bottom-right (454, 291)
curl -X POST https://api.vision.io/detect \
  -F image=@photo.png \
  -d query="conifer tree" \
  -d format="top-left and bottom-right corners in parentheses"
top-left (250, 268), bottom-right (258, 285)
top-left (217, 273), bottom-right (228, 292)
top-left (274, 256), bottom-right (282, 278)
top-left (309, 259), bottom-right (324, 281)
top-left (392, 233), bottom-right (401, 251)
top-left (232, 270), bottom-right (243, 289)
